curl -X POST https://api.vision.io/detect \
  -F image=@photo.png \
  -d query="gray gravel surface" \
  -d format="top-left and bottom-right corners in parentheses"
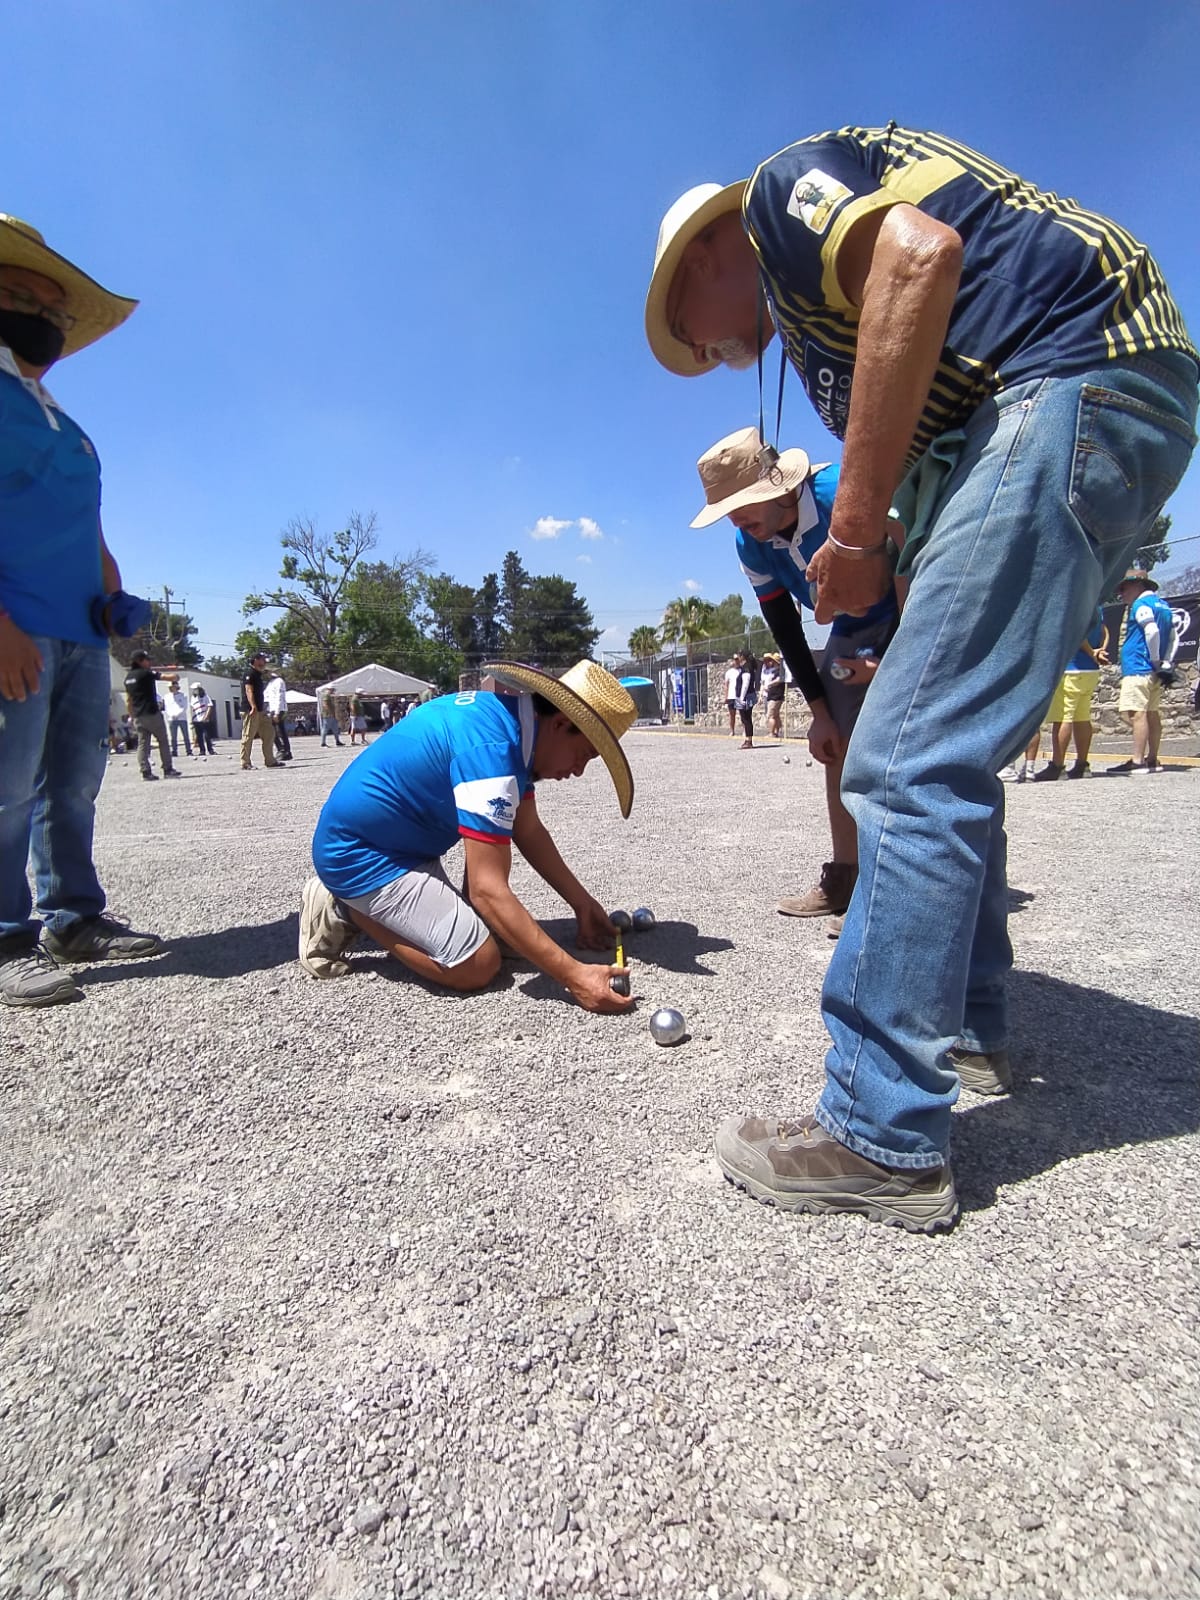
top-left (2, 733), bottom-right (1198, 1600)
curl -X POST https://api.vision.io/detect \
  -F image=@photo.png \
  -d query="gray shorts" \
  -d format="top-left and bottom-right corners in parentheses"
top-left (343, 859), bottom-right (491, 969)
top-left (818, 613), bottom-right (898, 737)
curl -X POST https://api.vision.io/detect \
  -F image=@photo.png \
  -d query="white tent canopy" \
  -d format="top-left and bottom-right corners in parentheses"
top-left (285, 689), bottom-right (319, 705)
top-left (315, 663), bottom-right (435, 698)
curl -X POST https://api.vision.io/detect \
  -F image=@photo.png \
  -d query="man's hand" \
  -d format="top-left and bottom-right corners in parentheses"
top-left (0, 616), bottom-right (44, 700)
top-left (806, 544), bottom-right (892, 625)
top-left (1095, 648), bottom-right (1110, 666)
top-left (807, 703), bottom-right (844, 766)
top-left (573, 895), bottom-right (616, 951)
top-left (565, 960), bottom-right (635, 1014)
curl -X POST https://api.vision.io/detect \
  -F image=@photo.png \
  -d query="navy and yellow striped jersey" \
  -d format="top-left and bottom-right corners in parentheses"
top-left (742, 126), bottom-right (1197, 463)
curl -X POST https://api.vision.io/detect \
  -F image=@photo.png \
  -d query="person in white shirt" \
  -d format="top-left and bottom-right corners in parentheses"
top-left (190, 683), bottom-right (216, 757)
top-left (265, 671), bottom-right (293, 762)
top-left (163, 677), bottom-right (193, 759)
top-left (722, 658), bottom-right (740, 737)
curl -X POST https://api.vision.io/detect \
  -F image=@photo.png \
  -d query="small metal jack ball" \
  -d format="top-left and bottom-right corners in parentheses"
top-left (649, 1007), bottom-right (686, 1046)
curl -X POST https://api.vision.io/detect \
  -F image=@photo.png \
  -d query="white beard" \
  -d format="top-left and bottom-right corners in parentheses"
top-left (710, 338), bottom-right (756, 371)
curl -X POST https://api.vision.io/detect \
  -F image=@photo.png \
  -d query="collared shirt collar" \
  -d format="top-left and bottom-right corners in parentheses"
top-left (0, 343), bottom-right (61, 428)
top-left (770, 479), bottom-right (819, 548)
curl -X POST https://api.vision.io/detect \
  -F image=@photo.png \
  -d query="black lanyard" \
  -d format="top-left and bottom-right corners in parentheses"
top-left (756, 280), bottom-right (788, 477)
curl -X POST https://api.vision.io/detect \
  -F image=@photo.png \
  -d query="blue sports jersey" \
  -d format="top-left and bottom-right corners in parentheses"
top-left (742, 127), bottom-right (1196, 467)
top-left (1121, 594), bottom-right (1175, 677)
top-left (735, 461), bottom-right (896, 632)
top-left (1067, 609), bottom-right (1106, 672)
top-left (312, 689), bottom-right (536, 899)
top-left (0, 363), bottom-right (107, 644)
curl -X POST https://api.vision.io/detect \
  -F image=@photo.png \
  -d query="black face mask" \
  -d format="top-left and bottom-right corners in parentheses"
top-left (0, 308), bottom-right (66, 368)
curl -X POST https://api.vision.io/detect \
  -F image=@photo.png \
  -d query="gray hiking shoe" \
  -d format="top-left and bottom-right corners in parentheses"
top-left (716, 1114), bottom-right (958, 1233)
top-left (42, 915), bottom-right (165, 964)
top-left (0, 940), bottom-right (83, 1007)
top-left (299, 877), bottom-right (359, 978)
top-left (777, 861), bottom-right (857, 918)
top-left (948, 1044), bottom-right (1013, 1096)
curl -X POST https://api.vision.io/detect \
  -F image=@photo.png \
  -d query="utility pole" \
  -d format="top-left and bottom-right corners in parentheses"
top-left (162, 586), bottom-right (172, 659)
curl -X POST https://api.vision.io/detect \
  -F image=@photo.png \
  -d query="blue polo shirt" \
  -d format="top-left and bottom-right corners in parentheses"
top-left (0, 352), bottom-right (106, 645)
top-left (312, 689), bottom-right (537, 899)
top-left (1067, 610), bottom-right (1106, 672)
top-left (1121, 593), bottom-right (1175, 677)
top-left (735, 461), bottom-right (897, 633)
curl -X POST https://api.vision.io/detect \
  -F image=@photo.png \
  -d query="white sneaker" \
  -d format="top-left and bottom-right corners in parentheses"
top-left (998, 764), bottom-right (1021, 782)
top-left (299, 877), bottom-right (358, 978)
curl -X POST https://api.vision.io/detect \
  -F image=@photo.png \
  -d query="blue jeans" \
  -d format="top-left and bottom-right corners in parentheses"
top-left (816, 354), bottom-right (1198, 1169)
top-left (0, 638), bottom-right (111, 943)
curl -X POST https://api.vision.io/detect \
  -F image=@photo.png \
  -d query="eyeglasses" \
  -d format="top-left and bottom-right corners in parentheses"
top-left (0, 283), bottom-right (77, 333)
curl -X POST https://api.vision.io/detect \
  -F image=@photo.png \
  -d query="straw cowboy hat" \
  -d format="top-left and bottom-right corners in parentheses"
top-left (645, 180), bottom-right (747, 377)
top-left (483, 659), bottom-right (637, 818)
top-left (0, 214), bottom-right (137, 357)
top-left (690, 427), bottom-right (811, 528)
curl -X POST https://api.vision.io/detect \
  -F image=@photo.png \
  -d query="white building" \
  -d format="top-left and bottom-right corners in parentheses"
top-left (108, 658), bottom-right (244, 740)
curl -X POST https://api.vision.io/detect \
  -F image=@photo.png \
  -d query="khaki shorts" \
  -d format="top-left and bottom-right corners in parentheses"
top-left (1047, 669), bottom-right (1100, 723)
top-left (343, 858), bottom-right (491, 968)
top-left (1118, 674), bottom-right (1162, 715)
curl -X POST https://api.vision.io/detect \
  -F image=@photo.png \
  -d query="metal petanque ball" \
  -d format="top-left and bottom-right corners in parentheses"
top-left (782, 754), bottom-right (791, 763)
top-left (649, 1007), bottom-right (686, 1046)
top-left (609, 909), bottom-right (632, 931)
top-left (631, 907), bottom-right (656, 932)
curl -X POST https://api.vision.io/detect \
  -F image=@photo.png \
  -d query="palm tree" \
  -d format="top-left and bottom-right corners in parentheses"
top-left (659, 596), bottom-right (716, 663)
top-left (628, 625), bottom-right (660, 664)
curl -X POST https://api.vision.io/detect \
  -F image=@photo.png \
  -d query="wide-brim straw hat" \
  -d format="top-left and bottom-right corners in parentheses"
top-left (1120, 567), bottom-right (1159, 591)
top-left (482, 659), bottom-right (637, 818)
top-left (0, 214), bottom-right (137, 357)
top-left (645, 180), bottom-right (747, 377)
top-left (690, 427), bottom-right (811, 528)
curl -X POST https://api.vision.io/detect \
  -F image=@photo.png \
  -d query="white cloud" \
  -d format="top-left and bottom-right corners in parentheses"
top-left (577, 553), bottom-right (592, 564)
top-left (577, 516), bottom-right (604, 541)
top-left (683, 578), bottom-right (702, 593)
top-left (531, 515), bottom-right (572, 541)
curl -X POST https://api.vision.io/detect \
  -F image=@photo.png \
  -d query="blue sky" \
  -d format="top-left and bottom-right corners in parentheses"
top-left (8, 0), bottom-right (1200, 661)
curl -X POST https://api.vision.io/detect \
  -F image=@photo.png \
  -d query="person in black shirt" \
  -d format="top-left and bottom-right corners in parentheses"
top-left (123, 651), bottom-right (179, 781)
top-left (240, 652), bottom-right (281, 771)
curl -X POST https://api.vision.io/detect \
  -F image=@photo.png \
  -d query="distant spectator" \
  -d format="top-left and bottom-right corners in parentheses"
top-left (240, 652), bottom-right (282, 771)
top-left (190, 682), bottom-right (216, 757)
top-left (124, 651), bottom-right (180, 781)
top-left (265, 669), bottom-right (293, 762)
top-left (760, 652), bottom-right (784, 740)
top-left (1111, 568), bottom-right (1177, 775)
top-left (1029, 608), bottom-right (1110, 781)
top-left (379, 699), bottom-right (392, 729)
top-left (163, 675), bottom-right (193, 759)
top-left (348, 690), bottom-right (369, 745)
top-left (319, 689), bottom-right (343, 748)
top-left (722, 657), bottom-right (740, 738)
top-left (734, 649), bottom-right (758, 750)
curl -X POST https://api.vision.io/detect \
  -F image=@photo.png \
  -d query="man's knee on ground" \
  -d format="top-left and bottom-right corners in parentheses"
top-left (442, 936), bottom-right (502, 991)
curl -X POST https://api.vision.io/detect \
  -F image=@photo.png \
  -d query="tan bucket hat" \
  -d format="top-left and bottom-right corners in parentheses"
top-left (482, 659), bottom-right (637, 818)
top-left (0, 214), bottom-right (137, 357)
top-left (644, 180), bottom-right (747, 377)
top-left (690, 427), bottom-right (811, 528)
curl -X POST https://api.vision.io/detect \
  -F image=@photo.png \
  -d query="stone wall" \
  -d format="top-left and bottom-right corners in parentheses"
top-left (693, 660), bottom-right (1199, 739)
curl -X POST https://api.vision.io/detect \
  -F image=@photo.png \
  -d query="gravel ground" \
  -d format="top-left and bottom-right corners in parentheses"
top-left (2, 732), bottom-right (1198, 1600)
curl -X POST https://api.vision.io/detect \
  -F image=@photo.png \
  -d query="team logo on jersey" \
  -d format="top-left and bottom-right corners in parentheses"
top-left (786, 170), bottom-right (852, 234)
top-left (486, 794), bottom-right (514, 822)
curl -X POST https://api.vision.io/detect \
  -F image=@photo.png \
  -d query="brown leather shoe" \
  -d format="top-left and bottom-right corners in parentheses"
top-left (948, 1045), bottom-right (1012, 1096)
top-left (777, 861), bottom-right (857, 918)
top-left (715, 1114), bottom-right (958, 1232)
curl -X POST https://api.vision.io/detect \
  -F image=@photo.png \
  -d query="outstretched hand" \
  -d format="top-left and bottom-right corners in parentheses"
top-left (806, 544), bottom-right (892, 625)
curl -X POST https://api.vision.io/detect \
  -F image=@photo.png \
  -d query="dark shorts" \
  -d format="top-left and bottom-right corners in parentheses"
top-left (818, 613), bottom-right (898, 737)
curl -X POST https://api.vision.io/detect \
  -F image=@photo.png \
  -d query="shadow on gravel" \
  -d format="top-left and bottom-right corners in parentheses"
top-left (954, 967), bottom-right (1200, 1213)
top-left (1007, 886), bottom-right (1035, 913)
top-left (77, 914), bottom-right (300, 984)
top-left (517, 918), bottom-right (735, 1006)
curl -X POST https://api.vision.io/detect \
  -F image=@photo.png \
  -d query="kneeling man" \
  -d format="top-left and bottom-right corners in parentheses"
top-left (300, 660), bottom-right (635, 1013)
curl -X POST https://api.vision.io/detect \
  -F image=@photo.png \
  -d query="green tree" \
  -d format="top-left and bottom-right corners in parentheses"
top-left (336, 552), bottom-right (436, 671)
top-left (473, 573), bottom-right (503, 665)
top-left (628, 625), bottom-right (660, 662)
top-left (110, 602), bottom-right (202, 669)
top-left (242, 511), bottom-right (378, 680)
top-left (660, 595), bottom-right (716, 662)
top-left (507, 573), bottom-right (601, 666)
top-left (499, 550), bottom-right (531, 640)
top-left (1133, 514), bottom-right (1171, 575)
top-left (202, 654), bottom-right (242, 677)
top-left (422, 574), bottom-right (478, 665)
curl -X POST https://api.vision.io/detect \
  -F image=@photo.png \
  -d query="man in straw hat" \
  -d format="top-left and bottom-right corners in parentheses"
top-left (300, 661), bottom-right (636, 1012)
top-left (646, 125), bottom-right (1197, 1230)
top-left (1109, 568), bottom-right (1178, 776)
top-left (0, 214), bottom-right (163, 1008)
top-left (692, 426), bottom-right (900, 922)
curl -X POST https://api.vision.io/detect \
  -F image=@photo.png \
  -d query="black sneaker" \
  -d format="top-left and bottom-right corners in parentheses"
top-left (1030, 763), bottom-right (1063, 782)
top-left (0, 940), bottom-right (82, 1007)
top-left (1066, 762), bottom-right (1090, 779)
top-left (43, 915), bottom-right (165, 964)
top-left (162, 769), bottom-right (182, 779)
top-left (1107, 759), bottom-right (1136, 775)
top-left (141, 772), bottom-right (159, 782)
